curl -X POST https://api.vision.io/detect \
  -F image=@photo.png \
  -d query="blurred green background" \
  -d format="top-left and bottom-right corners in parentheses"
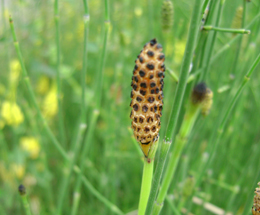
top-left (0, 0), bottom-right (260, 214)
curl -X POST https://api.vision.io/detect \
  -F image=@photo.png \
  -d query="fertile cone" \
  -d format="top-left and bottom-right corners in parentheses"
top-left (130, 38), bottom-right (165, 157)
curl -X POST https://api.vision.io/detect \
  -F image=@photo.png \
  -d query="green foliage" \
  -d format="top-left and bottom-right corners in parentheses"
top-left (0, 0), bottom-right (260, 214)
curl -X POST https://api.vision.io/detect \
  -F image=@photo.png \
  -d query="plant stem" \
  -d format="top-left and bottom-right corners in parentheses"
top-left (73, 167), bottom-right (124, 215)
top-left (229, 0), bottom-right (246, 80)
top-left (152, 105), bottom-right (200, 215)
top-left (211, 11), bottom-right (260, 64)
top-left (62, 5), bottom-right (90, 212)
top-left (9, 16), bottom-right (118, 213)
top-left (19, 190), bottom-right (32, 215)
top-left (191, 53), bottom-right (260, 209)
top-left (81, 0), bottom-right (89, 120)
top-left (71, 110), bottom-right (99, 215)
top-left (200, 0), bottom-right (223, 81)
top-left (54, 0), bottom-right (66, 145)
top-left (21, 196), bottom-right (32, 215)
top-left (145, 1), bottom-right (203, 213)
top-left (165, 196), bottom-right (181, 215)
top-left (56, 122), bottom-right (87, 215)
top-left (9, 16), bottom-right (68, 160)
top-left (202, 25), bottom-right (250, 34)
top-left (71, 1), bottom-right (110, 214)
top-left (138, 158), bottom-right (155, 215)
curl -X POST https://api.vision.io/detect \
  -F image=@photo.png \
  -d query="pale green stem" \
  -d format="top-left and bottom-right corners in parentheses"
top-left (73, 167), bottom-right (124, 215)
top-left (9, 16), bottom-right (119, 214)
top-left (192, 53), bottom-right (260, 209)
top-left (138, 158), bottom-right (154, 215)
top-left (70, 1), bottom-right (90, 213)
top-left (56, 123), bottom-right (87, 215)
top-left (152, 105), bottom-right (200, 215)
top-left (71, 2), bottom-right (110, 213)
top-left (203, 25), bottom-right (250, 34)
top-left (71, 110), bottom-right (99, 215)
top-left (166, 196), bottom-right (181, 215)
top-left (9, 16), bottom-right (68, 160)
top-left (20, 193), bottom-right (32, 215)
top-left (81, 0), bottom-right (89, 119)
top-left (211, 11), bottom-right (260, 64)
top-left (200, 0), bottom-right (223, 81)
top-left (54, 0), bottom-right (66, 144)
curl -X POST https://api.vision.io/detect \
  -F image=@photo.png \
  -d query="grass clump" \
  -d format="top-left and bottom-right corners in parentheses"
top-left (1, 0), bottom-right (260, 215)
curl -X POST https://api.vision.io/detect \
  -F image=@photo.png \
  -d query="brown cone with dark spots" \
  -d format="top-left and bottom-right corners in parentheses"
top-left (130, 38), bottom-right (165, 157)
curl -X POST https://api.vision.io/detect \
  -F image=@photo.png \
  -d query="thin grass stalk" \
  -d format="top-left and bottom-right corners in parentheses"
top-left (229, 1), bottom-right (246, 79)
top-left (200, 0), bottom-right (224, 81)
top-left (152, 105), bottom-right (200, 215)
top-left (74, 168), bottom-right (124, 215)
top-left (9, 16), bottom-right (68, 160)
top-left (165, 196), bottom-right (181, 215)
top-left (22, 102), bottom-right (55, 211)
top-left (69, 1), bottom-right (90, 213)
top-left (81, 0), bottom-right (89, 120)
top-left (21, 195), bottom-right (32, 215)
top-left (211, 11), bottom-right (260, 64)
top-left (9, 16), bottom-right (114, 211)
top-left (202, 25), bottom-right (250, 34)
top-left (57, 1), bottom-right (90, 211)
top-left (71, 1), bottom-right (110, 214)
top-left (71, 110), bottom-right (99, 215)
top-left (18, 185), bottom-right (32, 215)
top-left (195, 0), bottom-right (216, 74)
top-left (1, 0), bottom-right (10, 74)
top-left (145, 0), bottom-right (203, 214)
top-left (190, 53), bottom-right (260, 209)
top-left (54, 0), bottom-right (66, 144)
top-left (56, 123), bottom-right (87, 215)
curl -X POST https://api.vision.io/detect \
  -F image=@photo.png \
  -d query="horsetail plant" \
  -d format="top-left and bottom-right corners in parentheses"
top-left (151, 83), bottom-right (213, 215)
top-left (18, 185), bottom-right (32, 215)
top-left (130, 38), bottom-right (165, 215)
top-left (10, 13), bottom-right (123, 215)
top-left (145, 0), bottom-right (203, 213)
top-left (161, 0), bottom-right (173, 32)
top-left (54, 0), bottom-right (66, 145)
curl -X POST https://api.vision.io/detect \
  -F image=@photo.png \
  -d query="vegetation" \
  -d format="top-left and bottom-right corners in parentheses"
top-left (0, 0), bottom-right (260, 214)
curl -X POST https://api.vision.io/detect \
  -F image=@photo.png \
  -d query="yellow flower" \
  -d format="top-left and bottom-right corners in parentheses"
top-left (11, 163), bottom-right (25, 179)
top-left (20, 137), bottom-right (40, 159)
top-left (36, 75), bottom-right (50, 95)
top-left (134, 7), bottom-right (143, 17)
top-left (1, 101), bottom-right (24, 126)
top-left (10, 59), bottom-right (21, 83)
top-left (42, 84), bottom-right (58, 118)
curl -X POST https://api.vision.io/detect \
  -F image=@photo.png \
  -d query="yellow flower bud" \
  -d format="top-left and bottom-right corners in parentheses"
top-left (1, 101), bottom-right (24, 126)
top-left (20, 137), bottom-right (40, 159)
